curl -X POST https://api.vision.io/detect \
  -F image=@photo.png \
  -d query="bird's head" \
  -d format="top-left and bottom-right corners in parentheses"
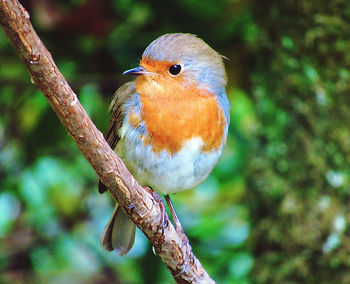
top-left (124, 33), bottom-right (227, 97)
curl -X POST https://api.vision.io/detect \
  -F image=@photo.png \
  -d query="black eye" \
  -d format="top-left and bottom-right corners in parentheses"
top-left (169, 64), bottom-right (182, 75)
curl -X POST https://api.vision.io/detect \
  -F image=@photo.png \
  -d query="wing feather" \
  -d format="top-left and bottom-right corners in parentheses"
top-left (98, 80), bottom-right (136, 194)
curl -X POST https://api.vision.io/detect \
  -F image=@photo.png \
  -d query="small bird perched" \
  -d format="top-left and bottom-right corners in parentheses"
top-left (98, 33), bottom-right (230, 255)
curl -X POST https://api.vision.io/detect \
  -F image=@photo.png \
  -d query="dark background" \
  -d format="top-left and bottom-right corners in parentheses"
top-left (1, 0), bottom-right (350, 283)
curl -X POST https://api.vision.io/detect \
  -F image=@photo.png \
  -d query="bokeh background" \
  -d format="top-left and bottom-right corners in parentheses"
top-left (1, 0), bottom-right (350, 283)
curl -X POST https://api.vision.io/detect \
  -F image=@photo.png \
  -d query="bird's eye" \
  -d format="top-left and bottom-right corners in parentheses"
top-left (168, 64), bottom-right (182, 76)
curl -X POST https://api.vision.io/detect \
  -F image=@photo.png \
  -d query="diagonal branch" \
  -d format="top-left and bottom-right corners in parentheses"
top-left (0, 0), bottom-right (215, 283)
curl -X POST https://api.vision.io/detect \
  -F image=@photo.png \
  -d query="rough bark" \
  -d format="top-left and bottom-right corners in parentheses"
top-left (0, 0), bottom-right (215, 283)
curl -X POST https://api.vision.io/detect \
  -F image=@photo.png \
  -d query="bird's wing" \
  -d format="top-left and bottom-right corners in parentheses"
top-left (98, 80), bottom-right (136, 194)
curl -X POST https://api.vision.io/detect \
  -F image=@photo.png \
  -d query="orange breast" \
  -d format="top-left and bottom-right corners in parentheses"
top-left (133, 75), bottom-right (226, 154)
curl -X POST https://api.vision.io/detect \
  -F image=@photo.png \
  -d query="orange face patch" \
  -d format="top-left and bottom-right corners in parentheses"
top-left (135, 62), bottom-right (226, 154)
top-left (140, 57), bottom-right (175, 75)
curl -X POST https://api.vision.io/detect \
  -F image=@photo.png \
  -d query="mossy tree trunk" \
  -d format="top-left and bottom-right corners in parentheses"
top-left (247, 1), bottom-right (350, 283)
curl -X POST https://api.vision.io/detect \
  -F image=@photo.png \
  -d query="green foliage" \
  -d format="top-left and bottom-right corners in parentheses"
top-left (246, 1), bottom-right (350, 283)
top-left (2, 0), bottom-right (350, 283)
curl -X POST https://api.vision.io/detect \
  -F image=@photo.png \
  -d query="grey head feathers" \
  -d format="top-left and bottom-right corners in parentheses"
top-left (142, 33), bottom-right (227, 94)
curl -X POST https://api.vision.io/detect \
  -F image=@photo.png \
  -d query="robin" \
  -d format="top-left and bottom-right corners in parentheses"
top-left (98, 33), bottom-right (230, 255)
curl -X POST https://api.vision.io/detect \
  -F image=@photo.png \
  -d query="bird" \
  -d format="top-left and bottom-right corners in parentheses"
top-left (98, 33), bottom-right (230, 255)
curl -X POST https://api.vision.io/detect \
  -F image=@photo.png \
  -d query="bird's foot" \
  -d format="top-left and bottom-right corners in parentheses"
top-left (144, 187), bottom-right (169, 254)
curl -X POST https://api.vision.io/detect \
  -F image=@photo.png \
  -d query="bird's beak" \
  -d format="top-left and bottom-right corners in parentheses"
top-left (123, 66), bottom-right (155, 76)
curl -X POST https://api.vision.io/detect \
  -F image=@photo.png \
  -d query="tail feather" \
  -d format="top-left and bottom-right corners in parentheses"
top-left (100, 205), bottom-right (136, 255)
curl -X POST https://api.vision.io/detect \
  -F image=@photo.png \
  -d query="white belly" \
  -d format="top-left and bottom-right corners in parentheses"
top-left (115, 123), bottom-right (222, 194)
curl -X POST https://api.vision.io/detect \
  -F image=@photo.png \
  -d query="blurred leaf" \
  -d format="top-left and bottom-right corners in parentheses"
top-left (229, 252), bottom-right (254, 279)
top-left (0, 192), bottom-right (21, 237)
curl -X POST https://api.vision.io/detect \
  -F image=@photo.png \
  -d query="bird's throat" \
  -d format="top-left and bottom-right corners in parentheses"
top-left (134, 77), bottom-right (226, 154)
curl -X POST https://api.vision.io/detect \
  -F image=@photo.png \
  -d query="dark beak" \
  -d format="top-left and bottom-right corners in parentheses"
top-left (123, 66), bottom-right (155, 76)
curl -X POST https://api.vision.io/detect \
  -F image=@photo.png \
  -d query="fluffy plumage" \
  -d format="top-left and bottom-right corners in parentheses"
top-left (99, 33), bottom-right (230, 255)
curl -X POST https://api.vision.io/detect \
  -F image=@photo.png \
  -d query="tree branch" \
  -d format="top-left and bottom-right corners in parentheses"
top-left (0, 1), bottom-right (215, 283)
